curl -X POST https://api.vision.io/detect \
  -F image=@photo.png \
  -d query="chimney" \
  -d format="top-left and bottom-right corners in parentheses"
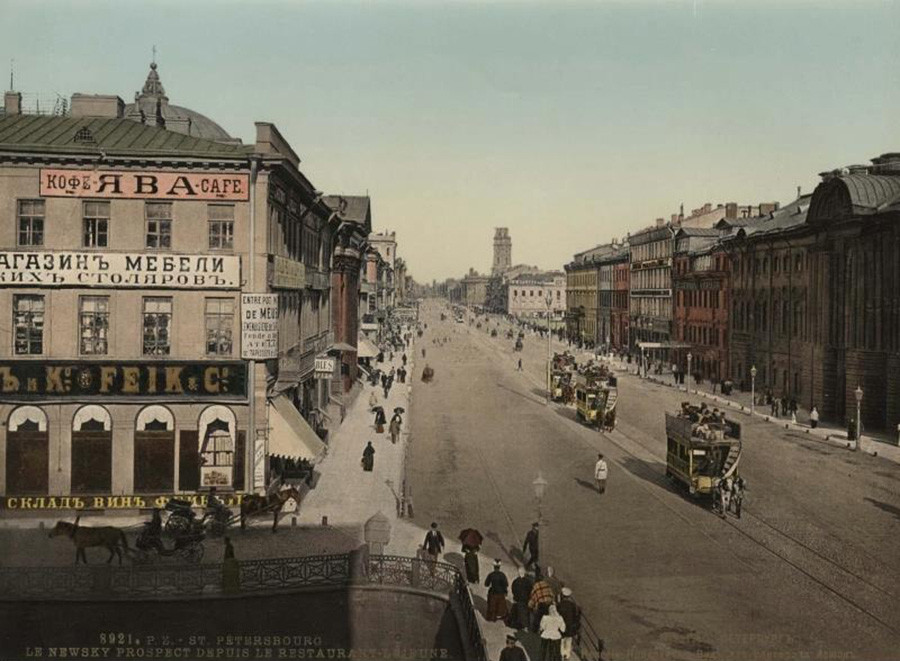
top-left (4, 91), bottom-right (22, 115)
top-left (671, 213), bottom-right (679, 224)
top-left (656, 217), bottom-right (666, 228)
top-left (797, 186), bottom-right (802, 199)
top-left (759, 202), bottom-right (778, 217)
top-left (725, 202), bottom-right (738, 220)
top-left (702, 202), bottom-right (712, 214)
top-left (70, 94), bottom-right (125, 119)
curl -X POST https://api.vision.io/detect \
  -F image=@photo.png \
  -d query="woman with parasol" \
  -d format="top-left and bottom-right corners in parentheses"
top-left (459, 528), bottom-right (484, 584)
top-left (372, 406), bottom-right (386, 433)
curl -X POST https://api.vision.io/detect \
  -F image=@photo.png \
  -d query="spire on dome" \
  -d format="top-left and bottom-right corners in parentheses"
top-left (141, 60), bottom-right (166, 97)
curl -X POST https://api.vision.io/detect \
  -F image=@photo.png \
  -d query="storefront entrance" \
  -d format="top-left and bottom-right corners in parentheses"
top-left (71, 406), bottom-right (112, 494)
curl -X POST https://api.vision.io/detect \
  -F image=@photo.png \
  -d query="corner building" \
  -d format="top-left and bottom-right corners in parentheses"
top-left (0, 88), bottom-right (334, 507)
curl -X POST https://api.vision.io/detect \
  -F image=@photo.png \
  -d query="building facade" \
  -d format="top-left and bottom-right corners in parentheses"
top-left (0, 87), bottom-right (336, 506)
top-left (507, 273), bottom-right (566, 318)
top-left (673, 228), bottom-right (731, 382)
top-left (628, 223), bottom-right (675, 347)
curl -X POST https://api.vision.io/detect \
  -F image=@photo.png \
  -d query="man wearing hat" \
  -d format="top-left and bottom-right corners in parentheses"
top-left (483, 559), bottom-right (510, 622)
top-left (499, 634), bottom-right (527, 661)
top-left (556, 587), bottom-right (582, 660)
top-left (594, 453), bottom-right (608, 494)
top-left (423, 522), bottom-right (445, 575)
top-left (523, 522), bottom-right (540, 570)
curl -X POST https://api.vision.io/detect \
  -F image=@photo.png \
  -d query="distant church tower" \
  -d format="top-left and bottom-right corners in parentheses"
top-left (492, 228), bottom-right (512, 274)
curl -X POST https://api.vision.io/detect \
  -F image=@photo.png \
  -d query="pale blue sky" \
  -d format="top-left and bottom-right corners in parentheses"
top-left (2, 0), bottom-right (898, 281)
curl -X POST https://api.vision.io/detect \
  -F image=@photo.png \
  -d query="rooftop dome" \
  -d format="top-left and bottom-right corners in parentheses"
top-left (124, 62), bottom-right (237, 143)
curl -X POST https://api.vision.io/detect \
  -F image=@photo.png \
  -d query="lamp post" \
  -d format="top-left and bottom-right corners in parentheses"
top-left (532, 471), bottom-right (548, 569)
top-left (546, 292), bottom-right (553, 405)
top-left (854, 384), bottom-right (863, 450)
top-left (750, 365), bottom-right (757, 415)
top-left (686, 352), bottom-right (693, 392)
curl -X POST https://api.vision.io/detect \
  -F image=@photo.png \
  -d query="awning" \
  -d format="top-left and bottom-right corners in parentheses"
top-left (328, 342), bottom-right (357, 353)
top-left (268, 395), bottom-right (326, 461)
top-left (357, 335), bottom-right (379, 359)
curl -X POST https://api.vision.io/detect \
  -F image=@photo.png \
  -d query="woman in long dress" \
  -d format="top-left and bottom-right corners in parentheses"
top-left (374, 408), bottom-right (386, 433)
top-left (362, 442), bottom-right (375, 472)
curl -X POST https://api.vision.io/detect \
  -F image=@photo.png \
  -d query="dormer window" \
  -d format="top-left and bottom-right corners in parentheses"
top-left (74, 127), bottom-right (95, 144)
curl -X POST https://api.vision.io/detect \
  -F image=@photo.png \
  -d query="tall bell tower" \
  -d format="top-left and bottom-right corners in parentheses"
top-left (492, 228), bottom-right (511, 274)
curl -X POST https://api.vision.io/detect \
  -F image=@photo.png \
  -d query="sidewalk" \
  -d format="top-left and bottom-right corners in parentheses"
top-left (621, 362), bottom-right (900, 465)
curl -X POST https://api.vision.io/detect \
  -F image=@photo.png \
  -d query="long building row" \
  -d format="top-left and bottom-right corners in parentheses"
top-left (561, 154), bottom-right (900, 432)
top-left (0, 63), bottom-right (413, 506)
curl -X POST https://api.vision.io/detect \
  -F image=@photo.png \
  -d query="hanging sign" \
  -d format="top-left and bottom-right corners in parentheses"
top-left (241, 294), bottom-right (279, 360)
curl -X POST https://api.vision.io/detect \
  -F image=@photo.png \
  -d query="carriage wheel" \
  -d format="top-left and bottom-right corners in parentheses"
top-left (165, 515), bottom-right (191, 536)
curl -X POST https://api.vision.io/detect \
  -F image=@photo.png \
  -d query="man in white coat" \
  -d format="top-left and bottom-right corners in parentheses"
top-left (594, 453), bottom-right (608, 494)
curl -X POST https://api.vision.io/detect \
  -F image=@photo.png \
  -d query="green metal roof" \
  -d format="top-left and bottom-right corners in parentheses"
top-left (0, 114), bottom-right (251, 160)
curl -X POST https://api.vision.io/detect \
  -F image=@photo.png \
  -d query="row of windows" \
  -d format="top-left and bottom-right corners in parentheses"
top-left (16, 200), bottom-right (235, 250)
top-left (632, 241), bottom-right (671, 263)
top-left (677, 288), bottom-right (722, 309)
top-left (682, 324), bottom-right (725, 348)
top-left (632, 268), bottom-right (670, 291)
top-left (512, 289), bottom-right (562, 298)
top-left (735, 252), bottom-right (805, 279)
top-left (12, 295), bottom-right (234, 357)
top-left (732, 298), bottom-right (805, 338)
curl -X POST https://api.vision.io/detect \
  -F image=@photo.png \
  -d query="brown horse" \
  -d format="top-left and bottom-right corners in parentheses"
top-left (49, 517), bottom-right (130, 565)
top-left (240, 487), bottom-right (302, 533)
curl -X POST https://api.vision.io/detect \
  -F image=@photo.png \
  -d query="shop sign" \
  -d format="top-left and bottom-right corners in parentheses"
top-left (39, 169), bottom-right (250, 201)
top-left (0, 251), bottom-right (240, 289)
top-left (241, 294), bottom-right (279, 360)
top-left (0, 493), bottom-right (245, 511)
top-left (0, 361), bottom-right (247, 399)
top-left (272, 256), bottom-right (305, 289)
top-left (314, 357), bottom-right (335, 375)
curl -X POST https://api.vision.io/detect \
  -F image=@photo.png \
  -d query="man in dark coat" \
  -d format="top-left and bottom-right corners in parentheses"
top-left (556, 587), bottom-right (582, 660)
top-left (508, 566), bottom-right (534, 630)
top-left (423, 522), bottom-right (445, 574)
top-left (484, 560), bottom-right (509, 622)
top-left (523, 523), bottom-right (539, 570)
top-left (499, 635), bottom-right (527, 661)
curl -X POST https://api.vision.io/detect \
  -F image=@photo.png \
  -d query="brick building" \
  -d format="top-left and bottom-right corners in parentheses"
top-left (673, 228), bottom-right (731, 382)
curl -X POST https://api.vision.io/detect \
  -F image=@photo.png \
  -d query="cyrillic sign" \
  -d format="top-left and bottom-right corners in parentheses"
top-left (40, 169), bottom-right (249, 201)
top-left (0, 361), bottom-right (247, 398)
top-left (272, 256), bottom-right (304, 289)
top-left (241, 294), bottom-right (279, 360)
top-left (0, 493), bottom-right (245, 511)
top-left (0, 251), bottom-right (240, 289)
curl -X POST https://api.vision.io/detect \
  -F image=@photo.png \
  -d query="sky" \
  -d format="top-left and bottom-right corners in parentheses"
top-left (2, 0), bottom-right (898, 282)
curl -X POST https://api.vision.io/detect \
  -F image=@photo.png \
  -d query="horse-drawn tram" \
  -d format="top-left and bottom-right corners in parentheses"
top-left (665, 403), bottom-right (742, 497)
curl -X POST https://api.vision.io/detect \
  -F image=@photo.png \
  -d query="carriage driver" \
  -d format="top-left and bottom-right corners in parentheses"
top-left (204, 486), bottom-right (228, 522)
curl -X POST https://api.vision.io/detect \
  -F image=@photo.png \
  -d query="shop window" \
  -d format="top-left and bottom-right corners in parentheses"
top-left (143, 297), bottom-right (172, 356)
top-left (205, 298), bottom-right (234, 356)
top-left (13, 294), bottom-right (44, 355)
top-left (6, 406), bottom-right (48, 495)
top-left (79, 296), bottom-right (109, 355)
top-left (208, 204), bottom-right (235, 250)
top-left (134, 406), bottom-right (175, 493)
top-left (71, 405), bottom-right (112, 494)
top-left (17, 200), bottom-right (44, 246)
top-left (198, 406), bottom-right (236, 488)
top-left (83, 201), bottom-right (109, 248)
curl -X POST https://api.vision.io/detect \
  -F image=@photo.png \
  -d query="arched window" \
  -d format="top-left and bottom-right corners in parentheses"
top-left (6, 406), bottom-right (48, 495)
top-left (198, 406), bottom-right (237, 488)
top-left (135, 406), bottom-right (176, 492)
top-left (71, 405), bottom-right (112, 494)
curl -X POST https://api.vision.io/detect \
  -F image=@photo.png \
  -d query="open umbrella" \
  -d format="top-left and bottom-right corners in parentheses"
top-left (458, 528), bottom-right (484, 550)
top-left (370, 405), bottom-right (384, 415)
top-left (394, 407), bottom-right (406, 414)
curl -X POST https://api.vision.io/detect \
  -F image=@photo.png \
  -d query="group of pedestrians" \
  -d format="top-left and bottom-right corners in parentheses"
top-left (712, 475), bottom-right (746, 519)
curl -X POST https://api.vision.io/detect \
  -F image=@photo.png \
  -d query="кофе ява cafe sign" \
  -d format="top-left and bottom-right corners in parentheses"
top-left (40, 169), bottom-right (250, 201)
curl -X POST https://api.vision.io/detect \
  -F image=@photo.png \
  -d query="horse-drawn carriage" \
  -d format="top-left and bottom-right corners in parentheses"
top-left (164, 497), bottom-right (237, 537)
top-left (134, 516), bottom-right (205, 565)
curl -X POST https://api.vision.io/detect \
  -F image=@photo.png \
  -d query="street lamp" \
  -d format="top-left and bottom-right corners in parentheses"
top-left (686, 352), bottom-right (693, 392)
top-left (545, 292), bottom-right (553, 405)
top-left (750, 365), bottom-right (757, 414)
top-left (854, 384), bottom-right (863, 450)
